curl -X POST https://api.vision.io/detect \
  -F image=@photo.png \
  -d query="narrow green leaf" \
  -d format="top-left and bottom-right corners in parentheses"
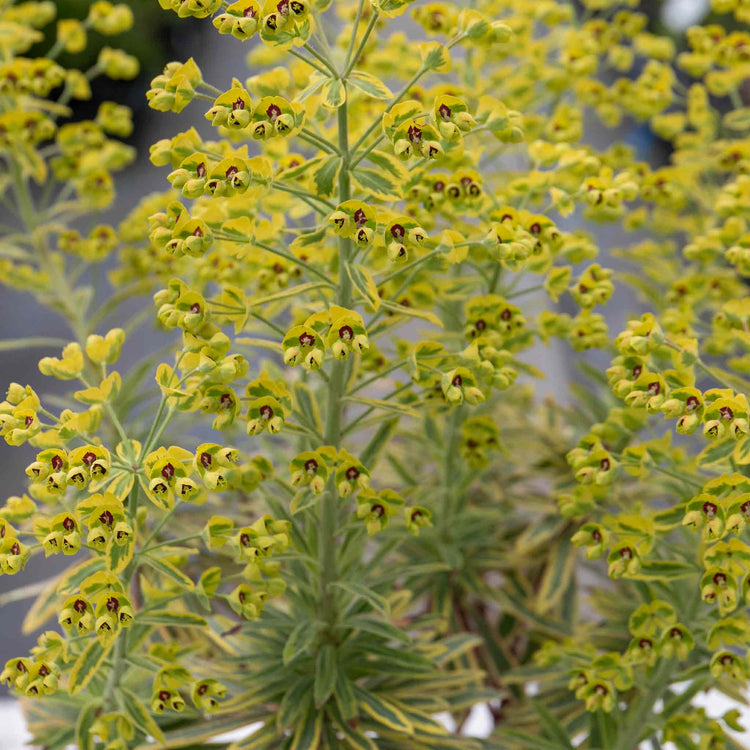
top-left (290, 489), bottom-right (319, 516)
top-left (74, 700), bottom-right (102, 750)
top-left (346, 613), bottom-right (410, 643)
top-left (431, 633), bottom-right (483, 665)
top-left (247, 281), bottom-right (332, 310)
top-left (536, 536), bottom-right (575, 612)
top-left (283, 620), bottom-right (319, 665)
top-left (346, 263), bottom-right (381, 311)
top-left (277, 676), bottom-right (313, 729)
top-left (348, 70), bottom-right (392, 99)
top-left (120, 687), bottom-right (166, 744)
top-left (106, 532), bottom-right (135, 575)
top-left (314, 643), bottom-right (337, 707)
top-left (142, 554), bottom-right (195, 591)
top-left (493, 729), bottom-right (562, 749)
top-left (631, 560), bottom-right (699, 581)
top-left (330, 580), bottom-right (389, 615)
top-left (331, 714), bottom-right (377, 750)
top-left (486, 586), bottom-right (571, 637)
top-left (289, 706), bottom-right (323, 750)
top-left (360, 417), bottom-right (400, 468)
top-left (365, 150), bottom-right (408, 181)
top-left (378, 299), bottom-right (443, 327)
top-left (352, 167), bottom-right (402, 201)
top-left (697, 437), bottom-right (735, 466)
top-left (311, 155), bottom-right (341, 198)
top-left (69, 638), bottom-right (113, 695)
top-left (344, 395), bottom-right (417, 417)
top-left (0, 337), bottom-right (71, 351)
top-left (354, 686), bottom-right (413, 734)
top-left (533, 700), bottom-right (574, 748)
top-left (137, 610), bottom-right (206, 627)
top-left (334, 670), bottom-right (359, 721)
top-left (294, 381), bottom-right (323, 435)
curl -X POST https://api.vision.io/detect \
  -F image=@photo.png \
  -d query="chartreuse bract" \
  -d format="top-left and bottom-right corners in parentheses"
top-left (1, 0), bottom-right (750, 747)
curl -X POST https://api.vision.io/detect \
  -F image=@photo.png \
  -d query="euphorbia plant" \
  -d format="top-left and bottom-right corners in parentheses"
top-left (2, 0), bottom-right (750, 747)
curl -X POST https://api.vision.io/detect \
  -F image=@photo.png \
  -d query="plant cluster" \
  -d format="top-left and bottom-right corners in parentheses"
top-left (1, 0), bottom-right (750, 747)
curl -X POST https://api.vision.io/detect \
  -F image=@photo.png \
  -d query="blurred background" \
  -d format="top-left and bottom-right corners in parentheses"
top-left (0, 0), bottom-right (742, 743)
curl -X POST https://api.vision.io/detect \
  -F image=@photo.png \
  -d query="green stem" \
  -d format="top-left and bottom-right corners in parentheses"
top-left (271, 181), bottom-right (337, 211)
top-left (298, 129), bottom-right (340, 155)
top-left (289, 48), bottom-right (332, 78)
top-left (141, 500), bottom-right (183, 551)
top-left (343, 10), bottom-right (379, 78)
top-left (349, 358), bottom-right (409, 395)
top-left (663, 338), bottom-right (739, 391)
top-left (616, 659), bottom-right (674, 750)
top-left (377, 247), bottom-right (443, 286)
top-left (248, 239), bottom-right (333, 283)
top-left (303, 42), bottom-right (339, 78)
top-left (506, 282), bottom-right (545, 300)
top-left (318, 98), bottom-right (352, 630)
top-left (343, 0), bottom-right (366, 72)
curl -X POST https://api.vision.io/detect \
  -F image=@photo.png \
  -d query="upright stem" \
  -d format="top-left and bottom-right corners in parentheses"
top-left (318, 98), bottom-right (352, 627)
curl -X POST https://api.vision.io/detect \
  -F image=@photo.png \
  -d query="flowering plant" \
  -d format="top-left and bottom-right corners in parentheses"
top-left (1, 0), bottom-right (750, 747)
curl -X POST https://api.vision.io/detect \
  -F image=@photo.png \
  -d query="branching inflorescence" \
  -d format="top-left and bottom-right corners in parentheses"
top-left (1, 0), bottom-right (750, 747)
